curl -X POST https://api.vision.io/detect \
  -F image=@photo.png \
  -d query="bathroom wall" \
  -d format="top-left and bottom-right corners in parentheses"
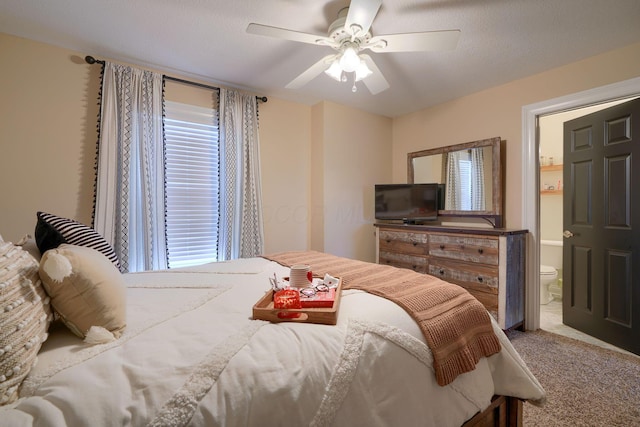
top-left (538, 97), bottom-right (637, 268)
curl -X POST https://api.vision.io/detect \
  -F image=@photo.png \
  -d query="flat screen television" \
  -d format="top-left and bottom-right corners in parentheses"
top-left (374, 183), bottom-right (439, 223)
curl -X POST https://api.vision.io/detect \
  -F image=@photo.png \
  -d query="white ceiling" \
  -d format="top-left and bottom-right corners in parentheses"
top-left (2, 0), bottom-right (640, 117)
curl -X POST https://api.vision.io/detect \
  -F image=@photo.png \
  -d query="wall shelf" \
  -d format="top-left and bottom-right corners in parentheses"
top-left (541, 164), bottom-right (563, 194)
top-left (540, 164), bottom-right (563, 172)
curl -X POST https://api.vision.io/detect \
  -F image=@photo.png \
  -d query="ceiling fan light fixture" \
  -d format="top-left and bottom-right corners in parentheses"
top-left (324, 60), bottom-right (343, 81)
top-left (339, 46), bottom-right (360, 73)
top-left (248, 0), bottom-right (459, 95)
top-left (354, 59), bottom-right (372, 81)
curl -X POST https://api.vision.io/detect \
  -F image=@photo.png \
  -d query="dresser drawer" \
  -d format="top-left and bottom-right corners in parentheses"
top-left (467, 290), bottom-right (498, 321)
top-left (379, 230), bottom-right (429, 256)
top-left (379, 251), bottom-right (428, 273)
top-left (375, 225), bottom-right (526, 330)
top-left (428, 233), bottom-right (499, 265)
top-left (428, 258), bottom-right (498, 294)
top-left (429, 260), bottom-right (499, 318)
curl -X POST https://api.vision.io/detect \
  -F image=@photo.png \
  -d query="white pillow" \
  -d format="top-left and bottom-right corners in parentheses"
top-left (39, 244), bottom-right (126, 342)
top-left (0, 239), bottom-right (52, 405)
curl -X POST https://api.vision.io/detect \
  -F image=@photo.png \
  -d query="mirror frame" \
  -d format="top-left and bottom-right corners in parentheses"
top-left (407, 137), bottom-right (503, 227)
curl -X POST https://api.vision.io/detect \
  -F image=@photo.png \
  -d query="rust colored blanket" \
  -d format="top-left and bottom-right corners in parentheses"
top-left (263, 250), bottom-right (501, 386)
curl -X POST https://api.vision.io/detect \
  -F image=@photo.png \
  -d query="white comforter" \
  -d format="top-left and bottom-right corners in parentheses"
top-left (2, 257), bottom-right (545, 427)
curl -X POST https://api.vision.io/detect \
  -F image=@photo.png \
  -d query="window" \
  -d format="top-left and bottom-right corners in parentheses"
top-left (458, 158), bottom-right (472, 210)
top-left (164, 101), bottom-right (220, 268)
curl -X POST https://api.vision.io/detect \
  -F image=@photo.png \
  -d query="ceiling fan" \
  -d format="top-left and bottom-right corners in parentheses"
top-left (246, 0), bottom-right (460, 94)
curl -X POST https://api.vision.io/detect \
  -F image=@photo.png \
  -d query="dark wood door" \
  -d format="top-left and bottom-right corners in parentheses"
top-left (563, 97), bottom-right (640, 356)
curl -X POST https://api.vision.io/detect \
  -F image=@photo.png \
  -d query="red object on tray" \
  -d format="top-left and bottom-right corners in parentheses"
top-left (300, 288), bottom-right (336, 308)
top-left (273, 289), bottom-right (302, 318)
top-left (253, 277), bottom-right (342, 325)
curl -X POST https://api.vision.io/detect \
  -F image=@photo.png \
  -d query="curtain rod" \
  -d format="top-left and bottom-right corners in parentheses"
top-left (84, 55), bottom-right (267, 103)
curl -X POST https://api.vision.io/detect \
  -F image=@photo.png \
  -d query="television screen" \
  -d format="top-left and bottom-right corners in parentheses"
top-left (375, 183), bottom-right (439, 222)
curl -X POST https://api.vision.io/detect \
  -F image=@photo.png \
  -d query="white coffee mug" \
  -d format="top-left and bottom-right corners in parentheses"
top-left (289, 264), bottom-right (312, 288)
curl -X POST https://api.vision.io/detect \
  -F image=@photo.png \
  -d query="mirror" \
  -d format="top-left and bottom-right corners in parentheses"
top-left (408, 137), bottom-right (503, 227)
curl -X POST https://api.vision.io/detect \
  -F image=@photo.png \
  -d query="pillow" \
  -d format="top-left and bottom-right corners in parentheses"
top-left (0, 238), bottom-right (52, 405)
top-left (15, 234), bottom-right (41, 262)
top-left (35, 211), bottom-right (121, 271)
top-left (38, 244), bottom-right (126, 342)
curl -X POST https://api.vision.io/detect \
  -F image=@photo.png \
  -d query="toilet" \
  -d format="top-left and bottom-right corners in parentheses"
top-left (540, 264), bottom-right (559, 305)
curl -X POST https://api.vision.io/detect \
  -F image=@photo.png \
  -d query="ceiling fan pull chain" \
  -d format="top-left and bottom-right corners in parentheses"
top-left (352, 74), bottom-right (357, 92)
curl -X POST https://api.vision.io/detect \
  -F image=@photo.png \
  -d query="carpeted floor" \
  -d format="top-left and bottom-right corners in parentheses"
top-left (506, 329), bottom-right (640, 427)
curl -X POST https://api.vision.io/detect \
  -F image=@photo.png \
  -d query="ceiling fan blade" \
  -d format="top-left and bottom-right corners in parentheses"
top-left (247, 23), bottom-right (335, 47)
top-left (344, 0), bottom-right (382, 37)
top-left (285, 55), bottom-right (337, 89)
top-left (359, 54), bottom-right (389, 95)
top-left (367, 30), bottom-right (460, 52)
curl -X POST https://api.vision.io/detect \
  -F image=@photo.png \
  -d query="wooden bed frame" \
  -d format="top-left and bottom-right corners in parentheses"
top-left (462, 395), bottom-right (523, 426)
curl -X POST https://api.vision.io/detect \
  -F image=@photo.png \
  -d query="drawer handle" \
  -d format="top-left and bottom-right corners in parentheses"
top-left (478, 248), bottom-right (484, 254)
top-left (412, 265), bottom-right (417, 270)
top-left (412, 242), bottom-right (418, 246)
top-left (477, 276), bottom-right (483, 283)
top-left (386, 239), bottom-right (391, 243)
top-left (439, 269), bottom-right (445, 275)
top-left (439, 244), bottom-right (445, 250)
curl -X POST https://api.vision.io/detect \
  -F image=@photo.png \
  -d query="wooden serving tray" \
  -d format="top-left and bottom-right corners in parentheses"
top-left (252, 278), bottom-right (342, 325)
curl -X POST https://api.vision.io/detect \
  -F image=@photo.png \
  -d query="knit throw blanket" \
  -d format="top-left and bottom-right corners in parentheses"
top-left (263, 251), bottom-right (502, 386)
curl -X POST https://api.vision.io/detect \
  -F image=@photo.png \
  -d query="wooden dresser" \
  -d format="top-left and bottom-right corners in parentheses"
top-left (375, 223), bottom-right (527, 330)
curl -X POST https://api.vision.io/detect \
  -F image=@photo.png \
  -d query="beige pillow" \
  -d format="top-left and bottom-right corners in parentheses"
top-left (0, 238), bottom-right (52, 405)
top-left (39, 244), bottom-right (126, 341)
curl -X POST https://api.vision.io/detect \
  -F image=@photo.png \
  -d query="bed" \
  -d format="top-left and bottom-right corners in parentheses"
top-left (1, 237), bottom-right (545, 427)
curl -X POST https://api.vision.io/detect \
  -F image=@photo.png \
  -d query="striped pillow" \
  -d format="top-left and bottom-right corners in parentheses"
top-left (34, 212), bottom-right (121, 271)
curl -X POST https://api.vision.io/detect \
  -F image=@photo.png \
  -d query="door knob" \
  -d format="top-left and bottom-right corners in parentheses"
top-left (563, 230), bottom-right (574, 238)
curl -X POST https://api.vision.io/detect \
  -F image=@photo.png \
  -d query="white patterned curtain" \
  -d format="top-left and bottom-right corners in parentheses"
top-left (218, 88), bottom-right (265, 260)
top-left (94, 62), bottom-right (167, 272)
top-left (470, 148), bottom-right (486, 210)
top-left (445, 151), bottom-right (462, 210)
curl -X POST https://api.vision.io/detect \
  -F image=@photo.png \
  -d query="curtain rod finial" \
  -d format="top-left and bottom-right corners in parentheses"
top-left (85, 55), bottom-right (97, 64)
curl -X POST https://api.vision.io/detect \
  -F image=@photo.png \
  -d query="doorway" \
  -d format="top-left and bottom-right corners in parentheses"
top-left (537, 99), bottom-right (637, 353)
top-left (521, 76), bottom-right (640, 336)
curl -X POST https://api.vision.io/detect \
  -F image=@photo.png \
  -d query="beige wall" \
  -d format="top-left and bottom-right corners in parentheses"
top-left (258, 97), bottom-right (311, 253)
top-left (0, 32), bottom-right (316, 255)
top-left (0, 33), bottom-right (101, 240)
top-left (311, 101), bottom-right (392, 262)
top-left (3, 30), bottom-right (639, 262)
top-left (392, 41), bottom-right (640, 229)
top-left (0, 32), bottom-right (390, 262)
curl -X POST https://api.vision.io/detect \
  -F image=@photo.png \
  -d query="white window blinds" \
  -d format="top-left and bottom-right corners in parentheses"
top-left (164, 100), bottom-right (220, 268)
top-left (458, 159), bottom-right (472, 211)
